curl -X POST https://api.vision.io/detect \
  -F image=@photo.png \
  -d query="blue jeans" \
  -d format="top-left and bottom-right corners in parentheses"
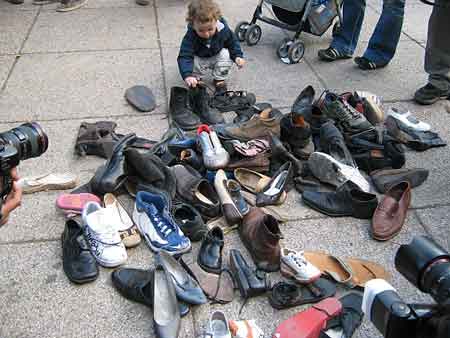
top-left (331, 0), bottom-right (405, 65)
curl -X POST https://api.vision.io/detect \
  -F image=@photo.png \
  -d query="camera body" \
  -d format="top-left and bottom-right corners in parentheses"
top-left (363, 236), bottom-right (450, 338)
top-left (0, 122), bottom-right (48, 199)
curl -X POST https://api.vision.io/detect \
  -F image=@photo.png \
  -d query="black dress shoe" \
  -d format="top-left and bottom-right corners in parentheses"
top-left (291, 85), bottom-right (315, 116)
top-left (172, 203), bottom-right (207, 242)
top-left (198, 226), bottom-right (224, 274)
top-left (229, 249), bottom-right (269, 299)
top-left (153, 263), bottom-right (181, 338)
top-left (156, 251), bottom-right (207, 305)
top-left (302, 181), bottom-right (378, 219)
top-left (90, 133), bottom-right (137, 195)
top-left (256, 162), bottom-right (293, 207)
top-left (62, 219), bottom-right (98, 284)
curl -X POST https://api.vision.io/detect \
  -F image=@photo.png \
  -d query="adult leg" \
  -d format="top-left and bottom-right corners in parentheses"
top-left (414, 3), bottom-right (450, 104)
top-left (318, 0), bottom-right (366, 61)
top-left (357, 0), bottom-right (405, 69)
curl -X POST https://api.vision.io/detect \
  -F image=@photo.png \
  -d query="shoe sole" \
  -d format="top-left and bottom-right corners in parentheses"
top-left (414, 94), bottom-right (449, 105)
top-left (280, 263), bottom-right (321, 284)
top-left (56, 0), bottom-right (88, 11)
top-left (23, 180), bottom-right (78, 194)
top-left (371, 228), bottom-right (402, 242)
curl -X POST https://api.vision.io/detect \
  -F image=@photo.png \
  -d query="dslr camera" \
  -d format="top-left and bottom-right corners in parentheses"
top-left (362, 236), bottom-right (450, 338)
top-left (0, 122), bottom-right (48, 199)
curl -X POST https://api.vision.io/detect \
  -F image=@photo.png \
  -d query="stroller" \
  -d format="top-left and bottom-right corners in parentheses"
top-left (235, 0), bottom-right (343, 64)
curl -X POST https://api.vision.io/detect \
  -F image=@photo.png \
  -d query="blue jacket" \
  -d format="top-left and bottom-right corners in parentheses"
top-left (177, 18), bottom-right (244, 80)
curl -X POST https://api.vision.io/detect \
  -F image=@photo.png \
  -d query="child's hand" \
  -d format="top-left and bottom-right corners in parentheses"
top-left (235, 57), bottom-right (245, 69)
top-left (185, 76), bottom-right (198, 88)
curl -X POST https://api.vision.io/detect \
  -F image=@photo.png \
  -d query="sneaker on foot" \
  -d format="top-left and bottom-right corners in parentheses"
top-left (414, 83), bottom-right (450, 105)
top-left (57, 0), bottom-right (88, 12)
top-left (280, 248), bottom-right (321, 284)
top-left (133, 191), bottom-right (191, 255)
top-left (318, 47), bottom-right (351, 62)
top-left (354, 56), bottom-right (387, 70)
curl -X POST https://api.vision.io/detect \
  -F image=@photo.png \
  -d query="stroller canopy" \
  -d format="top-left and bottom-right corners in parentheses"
top-left (265, 0), bottom-right (307, 13)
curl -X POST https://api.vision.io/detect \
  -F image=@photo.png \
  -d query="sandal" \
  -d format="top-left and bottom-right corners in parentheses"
top-left (269, 278), bottom-right (337, 310)
top-left (20, 172), bottom-right (78, 194)
top-left (210, 91), bottom-right (256, 112)
top-left (354, 56), bottom-right (388, 70)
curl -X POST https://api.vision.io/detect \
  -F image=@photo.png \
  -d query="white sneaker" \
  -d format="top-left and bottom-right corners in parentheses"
top-left (308, 152), bottom-right (372, 193)
top-left (280, 248), bottom-right (321, 284)
top-left (82, 202), bottom-right (127, 267)
top-left (386, 107), bottom-right (430, 132)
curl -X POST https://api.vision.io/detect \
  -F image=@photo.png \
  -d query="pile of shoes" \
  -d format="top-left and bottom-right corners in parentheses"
top-left (56, 83), bottom-right (445, 338)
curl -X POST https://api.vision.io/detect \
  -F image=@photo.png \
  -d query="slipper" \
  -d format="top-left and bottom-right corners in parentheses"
top-left (273, 298), bottom-right (342, 338)
top-left (210, 91), bottom-right (256, 112)
top-left (304, 251), bottom-right (389, 288)
top-left (269, 278), bottom-right (337, 310)
top-left (125, 85), bottom-right (156, 112)
top-left (20, 173), bottom-right (78, 194)
top-left (56, 193), bottom-right (101, 214)
top-left (180, 257), bottom-right (234, 304)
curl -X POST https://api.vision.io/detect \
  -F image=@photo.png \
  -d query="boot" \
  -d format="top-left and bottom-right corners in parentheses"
top-left (229, 249), bottom-right (270, 299)
top-left (291, 85), bottom-right (315, 116)
top-left (189, 84), bottom-right (224, 125)
top-left (239, 208), bottom-right (283, 272)
top-left (280, 114), bottom-right (314, 160)
top-left (169, 87), bottom-right (201, 131)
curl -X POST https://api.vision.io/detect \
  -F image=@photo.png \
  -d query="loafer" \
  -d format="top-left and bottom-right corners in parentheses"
top-left (153, 264), bottom-right (180, 338)
top-left (62, 219), bottom-right (98, 284)
top-left (156, 251), bottom-right (207, 305)
top-left (198, 226), bottom-right (224, 274)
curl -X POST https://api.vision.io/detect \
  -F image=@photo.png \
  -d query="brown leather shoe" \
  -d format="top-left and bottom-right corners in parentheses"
top-left (371, 181), bottom-right (411, 241)
top-left (239, 207), bottom-right (283, 272)
top-left (225, 153), bottom-right (270, 173)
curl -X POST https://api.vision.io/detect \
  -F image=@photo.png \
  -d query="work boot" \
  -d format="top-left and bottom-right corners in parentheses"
top-left (291, 85), bottom-right (315, 116)
top-left (239, 207), bottom-right (283, 272)
top-left (318, 120), bottom-right (356, 167)
top-left (189, 84), bottom-right (224, 125)
top-left (169, 87), bottom-right (201, 131)
top-left (229, 249), bottom-right (270, 299)
top-left (215, 108), bottom-right (282, 141)
top-left (318, 91), bottom-right (373, 133)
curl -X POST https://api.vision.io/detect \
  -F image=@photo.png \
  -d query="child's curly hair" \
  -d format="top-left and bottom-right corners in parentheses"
top-left (186, 0), bottom-right (222, 25)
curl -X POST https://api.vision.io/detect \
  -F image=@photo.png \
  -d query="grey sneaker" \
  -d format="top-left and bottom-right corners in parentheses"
top-left (197, 125), bottom-right (230, 170)
top-left (319, 92), bottom-right (373, 133)
top-left (57, 0), bottom-right (88, 11)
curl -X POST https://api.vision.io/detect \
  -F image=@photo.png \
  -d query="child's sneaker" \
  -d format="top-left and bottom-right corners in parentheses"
top-left (133, 191), bottom-right (191, 255)
top-left (280, 248), bottom-right (321, 284)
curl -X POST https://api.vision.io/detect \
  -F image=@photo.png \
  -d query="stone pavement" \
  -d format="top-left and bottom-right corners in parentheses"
top-left (0, 1), bottom-right (449, 338)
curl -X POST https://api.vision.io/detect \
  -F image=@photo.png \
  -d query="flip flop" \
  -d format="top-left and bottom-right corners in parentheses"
top-left (20, 173), bottom-right (78, 194)
top-left (125, 85), bottom-right (156, 112)
top-left (180, 257), bottom-right (234, 304)
top-left (304, 251), bottom-right (389, 288)
top-left (268, 278), bottom-right (337, 310)
top-left (56, 193), bottom-right (101, 214)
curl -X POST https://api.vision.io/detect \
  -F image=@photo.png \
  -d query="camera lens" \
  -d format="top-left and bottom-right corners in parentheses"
top-left (0, 122), bottom-right (48, 161)
top-left (395, 236), bottom-right (450, 306)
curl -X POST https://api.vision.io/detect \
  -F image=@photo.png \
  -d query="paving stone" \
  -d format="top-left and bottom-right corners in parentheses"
top-left (162, 45), bottom-right (324, 108)
top-left (0, 56), bottom-right (15, 89)
top-left (23, 7), bottom-right (158, 53)
top-left (0, 50), bottom-right (165, 121)
top-left (0, 114), bottom-right (168, 177)
top-left (0, 9), bottom-right (37, 55)
top-left (416, 205), bottom-right (450, 252)
top-left (410, 167), bottom-right (450, 208)
top-left (305, 40), bottom-right (425, 101)
top-left (0, 241), bottom-right (195, 338)
top-left (402, 4), bottom-right (432, 44)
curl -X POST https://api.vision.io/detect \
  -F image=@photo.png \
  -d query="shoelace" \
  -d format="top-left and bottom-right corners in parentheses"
top-left (288, 253), bottom-right (307, 270)
top-left (340, 99), bottom-right (362, 121)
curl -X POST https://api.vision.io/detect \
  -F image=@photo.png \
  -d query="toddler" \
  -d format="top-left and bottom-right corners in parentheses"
top-left (177, 0), bottom-right (245, 94)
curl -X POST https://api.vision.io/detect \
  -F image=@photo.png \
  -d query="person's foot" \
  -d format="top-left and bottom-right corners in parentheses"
top-left (135, 0), bottom-right (149, 5)
top-left (318, 47), bottom-right (352, 62)
top-left (5, 0), bottom-right (24, 4)
top-left (414, 83), bottom-right (450, 105)
top-left (56, 0), bottom-right (88, 11)
top-left (354, 56), bottom-right (388, 70)
top-left (214, 80), bottom-right (228, 96)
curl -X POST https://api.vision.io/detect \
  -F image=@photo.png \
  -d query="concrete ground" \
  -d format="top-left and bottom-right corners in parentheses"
top-left (0, 1), bottom-right (449, 337)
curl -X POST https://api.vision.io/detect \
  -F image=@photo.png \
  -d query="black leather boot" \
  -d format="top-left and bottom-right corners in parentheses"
top-left (229, 249), bottom-right (270, 299)
top-left (197, 226), bottom-right (224, 274)
top-left (189, 84), bottom-right (224, 125)
top-left (169, 86), bottom-right (201, 130)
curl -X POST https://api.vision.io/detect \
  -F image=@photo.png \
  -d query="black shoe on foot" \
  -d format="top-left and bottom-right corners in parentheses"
top-left (318, 47), bottom-right (351, 62)
top-left (354, 56), bottom-right (387, 70)
top-left (414, 83), bottom-right (450, 105)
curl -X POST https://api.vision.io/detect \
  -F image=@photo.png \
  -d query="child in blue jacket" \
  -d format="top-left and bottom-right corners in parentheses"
top-left (177, 0), bottom-right (245, 94)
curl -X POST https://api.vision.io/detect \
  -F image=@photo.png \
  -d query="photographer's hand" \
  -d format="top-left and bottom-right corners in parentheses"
top-left (1, 168), bottom-right (22, 226)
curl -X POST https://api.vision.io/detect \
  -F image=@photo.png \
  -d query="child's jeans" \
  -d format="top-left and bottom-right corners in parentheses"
top-left (331, 0), bottom-right (405, 65)
top-left (193, 48), bottom-right (234, 81)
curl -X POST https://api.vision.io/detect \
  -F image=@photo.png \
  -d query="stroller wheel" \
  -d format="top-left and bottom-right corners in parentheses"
top-left (288, 41), bottom-right (305, 64)
top-left (277, 38), bottom-right (292, 59)
top-left (245, 24), bottom-right (262, 46)
top-left (235, 21), bottom-right (250, 42)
